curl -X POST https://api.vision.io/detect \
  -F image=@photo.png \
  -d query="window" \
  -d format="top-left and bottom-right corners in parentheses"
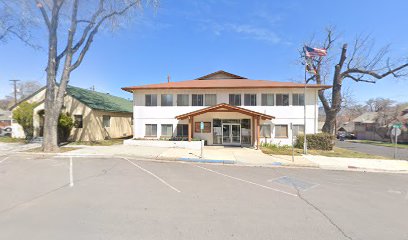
top-left (176, 124), bottom-right (188, 137)
top-left (161, 94), bottom-right (173, 106)
top-left (145, 124), bottom-right (157, 137)
top-left (102, 115), bottom-right (111, 128)
top-left (145, 94), bottom-right (157, 106)
top-left (229, 94), bottom-right (241, 106)
top-left (261, 94), bottom-right (274, 106)
top-left (74, 115), bottom-right (83, 128)
top-left (161, 124), bottom-right (173, 137)
top-left (192, 94), bottom-right (203, 106)
top-left (194, 122), bottom-right (211, 133)
top-left (260, 124), bottom-right (272, 138)
top-left (292, 93), bottom-right (305, 106)
top-left (292, 124), bottom-right (305, 136)
top-left (276, 94), bottom-right (289, 106)
top-left (177, 94), bottom-right (189, 106)
top-left (244, 94), bottom-right (257, 106)
top-left (205, 94), bottom-right (217, 106)
top-left (275, 125), bottom-right (288, 138)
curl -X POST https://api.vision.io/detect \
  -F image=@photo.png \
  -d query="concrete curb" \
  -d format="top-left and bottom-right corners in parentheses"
top-left (176, 157), bottom-right (235, 164)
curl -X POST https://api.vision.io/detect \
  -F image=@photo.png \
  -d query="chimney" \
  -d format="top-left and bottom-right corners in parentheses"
top-left (167, 74), bottom-right (171, 83)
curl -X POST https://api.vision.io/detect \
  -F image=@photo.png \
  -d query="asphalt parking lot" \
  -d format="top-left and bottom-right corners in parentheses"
top-left (0, 153), bottom-right (407, 240)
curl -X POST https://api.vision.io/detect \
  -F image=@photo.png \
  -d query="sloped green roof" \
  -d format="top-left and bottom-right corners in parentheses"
top-left (66, 85), bottom-right (132, 113)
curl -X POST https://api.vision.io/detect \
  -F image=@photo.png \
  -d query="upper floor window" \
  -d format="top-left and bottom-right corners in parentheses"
top-left (276, 94), bottom-right (289, 106)
top-left (261, 94), bottom-right (274, 106)
top-left (161, 94), bottom-right (173, 106)
top-left (102, 115), bottom-right (111, 128)
top-left (145, 94), bottom-right (157, 106)
top-left (205, 94), bottom-right (217, 106)
top-left (229, 94), bottom-right (241, 106)
top-left (292, 93), bottom-right (305, 106)
top-left (192, 94), bottom-right (204, 106)
top-left (177, 94), bottom-right (189, 106)
top-left (244, 94), bottom-right (257, 106)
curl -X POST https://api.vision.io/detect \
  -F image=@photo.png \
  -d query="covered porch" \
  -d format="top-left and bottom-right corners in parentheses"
top-left (175, 103), bottom-right (274, 149)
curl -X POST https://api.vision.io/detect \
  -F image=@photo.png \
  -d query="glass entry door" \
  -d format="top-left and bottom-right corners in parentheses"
top-left (222, 123), bottom-right (241, 145)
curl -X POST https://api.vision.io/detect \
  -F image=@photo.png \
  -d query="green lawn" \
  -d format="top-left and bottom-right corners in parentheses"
top-left (0, 136), bottom-right (26, 143)
top-left (261, 145), bottom-right (385, 159)
top-left (68, 138), bottom-right (124, 146)
top-left (349, 140), bottom-right (408, 149)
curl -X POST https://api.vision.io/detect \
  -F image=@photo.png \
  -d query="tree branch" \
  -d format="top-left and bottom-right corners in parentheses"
top-left (35, 1), bottom-right (51, 30)
top-left (70, 1), bottom-right (140, 71)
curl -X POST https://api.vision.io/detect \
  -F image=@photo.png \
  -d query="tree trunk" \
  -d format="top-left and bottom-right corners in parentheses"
top-left (42, 110), bottom-right (59, 152)
top-left (322, 111), bottom-right (337, 134)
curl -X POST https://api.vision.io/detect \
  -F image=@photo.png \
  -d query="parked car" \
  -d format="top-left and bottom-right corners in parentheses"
top-left (0, 126), bottom-right (12, 137)
top-left (336, 131), bottom-right (356, 140)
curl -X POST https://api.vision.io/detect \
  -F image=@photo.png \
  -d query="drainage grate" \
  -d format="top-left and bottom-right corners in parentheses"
top-left (273, 176), bottom-right (317, 191)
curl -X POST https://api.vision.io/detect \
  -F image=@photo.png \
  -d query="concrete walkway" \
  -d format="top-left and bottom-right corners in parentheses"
top-left (55, 144), bottom-right (408, 173)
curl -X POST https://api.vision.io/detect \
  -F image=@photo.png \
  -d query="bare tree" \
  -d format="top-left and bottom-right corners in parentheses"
top-left (27, 0), bottom-right (158, 152)
top-left (16, 80), bottom-right (42, 100)
top-left (0, 0), bottom-right (35, 46)
top-left (305, 28), bottom-right (408, 134)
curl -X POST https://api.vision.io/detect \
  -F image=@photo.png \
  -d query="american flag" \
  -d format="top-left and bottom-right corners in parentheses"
top-left (304, 46), bottom-right (327, 57)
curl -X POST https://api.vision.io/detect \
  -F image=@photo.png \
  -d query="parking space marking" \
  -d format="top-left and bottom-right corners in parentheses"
top-left (195, 165), bottom-right (298, 197)
top-left (0, 156), bottom-right (9, 164)
top-left (69, 157), bottom-right (74, 187)
top-left (123, 157), bottom-right (181, 193)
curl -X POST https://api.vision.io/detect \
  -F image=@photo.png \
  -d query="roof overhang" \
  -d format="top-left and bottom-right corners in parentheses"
top-left (175, 103), bottom-right (274, 120)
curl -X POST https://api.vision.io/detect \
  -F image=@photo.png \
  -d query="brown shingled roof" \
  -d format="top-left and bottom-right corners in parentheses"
top-left (122, 79), bottom-right (331, 92)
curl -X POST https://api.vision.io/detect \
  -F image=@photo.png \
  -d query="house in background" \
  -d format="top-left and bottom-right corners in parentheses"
top-left (353, 112), bottom-right (382, 140)
top-left (0, 109), bottom-right (12, 128)
top-left (122, 70), bottom-right (331, 148)
top-left (10, 86), bottom-right (133, 141)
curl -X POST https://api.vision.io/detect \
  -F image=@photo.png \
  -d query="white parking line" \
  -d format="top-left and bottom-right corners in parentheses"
top-left (195, 165), bottom-right (298, 197)
top-left (0, 156), bottom-right (9, 164)
top-left (69, 157), bottom-right (74, 187)
top-left (123, 157), bottom-right (181, 193)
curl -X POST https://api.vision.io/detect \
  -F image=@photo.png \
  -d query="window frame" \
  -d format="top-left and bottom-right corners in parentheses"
top-left (261, 93), bottom-right (274, 106)
top-left (260, 124), bottom-right (272, 138)
top-left (102, 115), bottom-right (111, 128)
top-left (161, 124), bottom-right (173, 137)
top-left (192, 94), bottom-right (204, 106)
top-left (292, 93), bottom-right (305, 106)
top-left (161, 94), bottom-right (173, 107)
top-left (229, 94), bottom-right (241, 106)
top-left (275, 124), bottom-right (289, 138)
top-left (145, 94), bottom-right (157, 107)
top-left (176, 94), bottom-right (189, 106)
top-left (276, 94), bottom-right (289, 106)
top-left (74, 115), bottom-right (83, 129)
top-left (204, 94), bottom-right (217, 106)
top-left (145, 124), bottom-right (157, 137)
top-left (176, 124), bottom-right (188, 137)
top-left (244, 94), bottom-right (257, 106)
top-left (292, 124), bottom-right (305, 136)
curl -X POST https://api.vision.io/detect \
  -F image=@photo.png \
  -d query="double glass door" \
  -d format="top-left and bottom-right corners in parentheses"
top-left (222, 124), bottom-right (241, 145)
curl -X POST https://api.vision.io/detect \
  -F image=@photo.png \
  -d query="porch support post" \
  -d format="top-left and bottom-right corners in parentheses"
top-left (188, 116), bottom-right (192, 142)
top-left (256, 116), bottom-right (260, 150)
top-left (252, 116), bottom-right (256, 147)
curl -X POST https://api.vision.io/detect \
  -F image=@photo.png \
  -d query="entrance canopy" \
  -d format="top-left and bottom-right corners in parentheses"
top-left (175, 103), bottom-right (274, 120)
top-left (175, 103), bottom-right (274, 148)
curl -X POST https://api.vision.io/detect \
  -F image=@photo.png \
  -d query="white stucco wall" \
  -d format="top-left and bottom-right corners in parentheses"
top-left (132, 88), bottom-right (319, 146)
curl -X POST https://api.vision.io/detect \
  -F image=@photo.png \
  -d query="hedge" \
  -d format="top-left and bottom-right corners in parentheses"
top-left (295, 133), bottom-right (335, 150)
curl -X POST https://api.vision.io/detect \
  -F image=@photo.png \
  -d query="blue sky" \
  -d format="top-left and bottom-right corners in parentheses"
top-left (1, 0), bottom-right (407, 104)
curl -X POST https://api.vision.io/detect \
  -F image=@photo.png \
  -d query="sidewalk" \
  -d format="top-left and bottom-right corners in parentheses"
top-left (53, 144), bottom-right (408, 173)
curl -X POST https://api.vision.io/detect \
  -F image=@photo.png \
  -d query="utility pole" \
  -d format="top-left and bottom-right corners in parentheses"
top-left (9, 80), bottom-right (20, 105)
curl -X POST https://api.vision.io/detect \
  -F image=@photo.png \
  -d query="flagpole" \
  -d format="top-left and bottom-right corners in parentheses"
top-left (303, 62), bottom-right (308, 155)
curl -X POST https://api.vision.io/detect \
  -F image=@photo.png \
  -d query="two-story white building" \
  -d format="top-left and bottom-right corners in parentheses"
top-left (122, 70), bottom-right (331, 148)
